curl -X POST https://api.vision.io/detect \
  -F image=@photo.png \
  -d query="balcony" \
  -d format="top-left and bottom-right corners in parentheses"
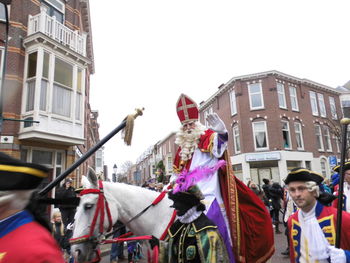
top-left (27, 11), bottom-right (86, 57)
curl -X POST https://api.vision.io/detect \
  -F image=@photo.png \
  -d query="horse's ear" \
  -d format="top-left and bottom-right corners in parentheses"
top-left (87, 167), bottom-right (98, 188)
top-left (81, 175), bottom-right (90, 188)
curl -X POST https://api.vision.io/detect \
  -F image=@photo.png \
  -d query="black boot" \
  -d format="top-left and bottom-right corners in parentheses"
top-left (274, 222), bottom-right (282, 234)
top-left (281, 247), bottom-right (289, 256)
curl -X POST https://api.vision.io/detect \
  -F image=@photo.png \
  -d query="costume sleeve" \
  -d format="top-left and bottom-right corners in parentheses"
top-left (196, 229), bottom-right (229, 263)
top-left (211, 133), bottom-right (227, 158)
top-left (287, 218), bottom-right (296, 263)
top-left (158, 240), bottom-right (169, 262)
top-left (345, 250), bottom-right (350, 263)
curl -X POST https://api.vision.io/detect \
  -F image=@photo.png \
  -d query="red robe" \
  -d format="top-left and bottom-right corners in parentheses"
top-left (174, 130), bottom-right (274, 263)
top-left (0, 210), bottom-right (64, 263)
top-left (288, 201), bottom-right (350, 263)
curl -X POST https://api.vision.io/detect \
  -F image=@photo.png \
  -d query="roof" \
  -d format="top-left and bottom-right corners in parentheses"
top-left (199, 70), bottom-right (340, 110)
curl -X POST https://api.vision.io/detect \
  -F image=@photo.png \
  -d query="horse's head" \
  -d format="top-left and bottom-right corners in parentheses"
top-left (71, 168), bottom-right (115, 263)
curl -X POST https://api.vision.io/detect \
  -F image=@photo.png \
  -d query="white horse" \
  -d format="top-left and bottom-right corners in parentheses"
top-left (71, 170), bottom-right (174, 263)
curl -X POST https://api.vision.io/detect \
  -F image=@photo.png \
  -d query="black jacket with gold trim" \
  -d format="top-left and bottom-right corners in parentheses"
top-left (159, 213), bottom-right (229, 263)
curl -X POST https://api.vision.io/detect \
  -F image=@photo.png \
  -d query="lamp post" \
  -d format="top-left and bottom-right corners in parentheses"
top-left (112, 164), bottom-right (118, 182)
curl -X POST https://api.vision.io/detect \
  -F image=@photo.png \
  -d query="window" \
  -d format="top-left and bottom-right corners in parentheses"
top-left (294, 122), bottom-right (304, 150)
top-left (27, 52), bottom-right (37, 79)
top-left (317, 93), bottom-right (326, 117)
top-left (324, 126), bottom-right (332, 152)
top-left (32, 150), bottom-right (52, 165)
top-left (277, 83), bottom-right (287, 109)
top-left (233, 125), bottom-right (241, 153)
top-left (52, 58), bottom-right (73, 117)
top-left (248, 83), bottom-right (264, 110)
top-left (320, 159), bottom-right (327, 178)
top-left (310, 91), bottom-right (318, 116)
top-left (75, 68), bottom-right (83, 120)
top-left (52, 84), bottom-right (71, 117)
top-left (26, 80), bottom-right (35, 112)
top-left (204, 106), bottom-right (213, 126)
top-left (42, 0), bottom-right (65, 24)
top-left (25, 50), bottom-right (83, 121)
top-left (0, 4), bottom-right (8, 22)
top-left (252, 121), bottom-right (268, 150)
top-left (289, 86), bottom-right (299, 111)
top-left (54, 58), bottom-right (73, 88)
top-left (281, 120), bottom-right (292, 149)
top-left (315, 124), bottom-right (324, 151)
top-left (333, 135), bottom-right (340, 153)
top-left (229, 89), bottom-right (237, 115)
top-left (56, 152), bottom-right (63, 176)
top-left (39, 52), bottom-right (50, 111)
top-left (24, 117), bottom-right (34, 128)
top-left (40, 80), bottom-right (48, 111)
top-left (329, 97), bottom-right (338, 120)
top-left (167, 157), bottom-right (172, 170)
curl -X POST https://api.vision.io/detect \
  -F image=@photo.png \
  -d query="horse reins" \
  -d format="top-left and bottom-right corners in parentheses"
top-left (70, 180), bottom-right (113, 245)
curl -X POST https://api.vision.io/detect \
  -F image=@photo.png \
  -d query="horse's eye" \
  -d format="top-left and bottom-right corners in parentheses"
top-left (84, 203), bottom-right (93, 210)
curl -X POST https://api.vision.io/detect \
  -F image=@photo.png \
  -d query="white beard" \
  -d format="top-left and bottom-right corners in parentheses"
top-left (175, 122), bottom-right (206, 161)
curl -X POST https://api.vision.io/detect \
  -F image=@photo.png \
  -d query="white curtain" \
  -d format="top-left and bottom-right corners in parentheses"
top-left (256, 132), bottom-right (266, 147)
top-left (52, 84), bottom-right (71, 117)
top-left (26, 80), bottom-right (35, 111)
top-left (40, 80), bottom-right (48, 111)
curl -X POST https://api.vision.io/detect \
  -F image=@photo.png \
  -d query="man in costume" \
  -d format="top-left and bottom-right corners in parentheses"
top-left (332, 162), bottom-right (350, 212)
top-left (286, 167), bottom-right (350, 263)
top-left (151, 184), bottom-right (229, 262)
top-left (173, 93), bottom-right (274, 262)
top-left (0, 152), bottom-right (64, 263)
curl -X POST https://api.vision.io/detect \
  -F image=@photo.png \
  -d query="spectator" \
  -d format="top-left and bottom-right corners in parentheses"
top-left (55, 178), bottom-right (77, 226)
top-left (110, 220), bottom-right (126, 263)
top-left (268, 182), bottom-right (284, 234)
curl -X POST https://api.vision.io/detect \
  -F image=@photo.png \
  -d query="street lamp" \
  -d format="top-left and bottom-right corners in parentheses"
top-left (112, 164), bottom-right (118, 182)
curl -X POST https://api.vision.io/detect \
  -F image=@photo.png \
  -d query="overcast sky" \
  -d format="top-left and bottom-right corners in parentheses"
top-left (89, 0), bottom-right (350, 177)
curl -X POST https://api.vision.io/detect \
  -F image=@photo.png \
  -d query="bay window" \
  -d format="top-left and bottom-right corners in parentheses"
top-left (24, 48), bottom-right (85, 124)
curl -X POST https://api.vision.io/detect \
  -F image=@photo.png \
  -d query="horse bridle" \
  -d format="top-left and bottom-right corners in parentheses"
top-left (70, 180), bottom-right (113, 246)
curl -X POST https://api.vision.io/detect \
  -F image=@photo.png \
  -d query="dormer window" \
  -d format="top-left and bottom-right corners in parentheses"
top-left (41, 0), bottom-right (65, 23)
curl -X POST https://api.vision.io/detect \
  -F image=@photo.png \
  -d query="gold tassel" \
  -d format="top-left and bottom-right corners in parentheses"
top-left (123, 108), bottom-right (144, 146)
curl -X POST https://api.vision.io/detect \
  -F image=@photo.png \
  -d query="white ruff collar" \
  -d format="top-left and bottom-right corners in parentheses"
top-left (178, 206), bottom-right (202, 224)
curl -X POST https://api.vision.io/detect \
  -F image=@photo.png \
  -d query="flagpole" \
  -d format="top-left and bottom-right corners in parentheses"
top-left (335, 117), bottom-right (350, 248)
top-left (38, 108), bottom-right (144, 196)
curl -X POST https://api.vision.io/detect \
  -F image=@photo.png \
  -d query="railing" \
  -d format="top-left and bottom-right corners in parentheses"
top-left (28, 12), bottom-right (86, 56)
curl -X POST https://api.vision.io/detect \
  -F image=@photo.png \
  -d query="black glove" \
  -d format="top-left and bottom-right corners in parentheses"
top-left (149, 235), bottom-right (159, 249)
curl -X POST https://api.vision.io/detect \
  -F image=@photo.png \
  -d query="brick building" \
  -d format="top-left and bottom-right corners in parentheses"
top-left (0, 0), bottom-right (99, 189)
top-left (199, 70), bottom-right (342, 184)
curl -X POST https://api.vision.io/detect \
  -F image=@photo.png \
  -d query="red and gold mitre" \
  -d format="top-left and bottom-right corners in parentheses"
top-left (176, 93), bottom-right (198, 124)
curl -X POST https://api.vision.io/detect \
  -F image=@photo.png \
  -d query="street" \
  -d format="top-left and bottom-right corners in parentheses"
top-left (99, 225), bottom-right (290, 263)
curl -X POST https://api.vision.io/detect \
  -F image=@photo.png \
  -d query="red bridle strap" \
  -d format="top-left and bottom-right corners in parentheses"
top-left (70, 181), bottom-right (112, 245)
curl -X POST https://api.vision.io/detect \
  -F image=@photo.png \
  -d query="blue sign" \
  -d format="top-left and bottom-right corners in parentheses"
top-left (329, 156), bottom-right (337, 167)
